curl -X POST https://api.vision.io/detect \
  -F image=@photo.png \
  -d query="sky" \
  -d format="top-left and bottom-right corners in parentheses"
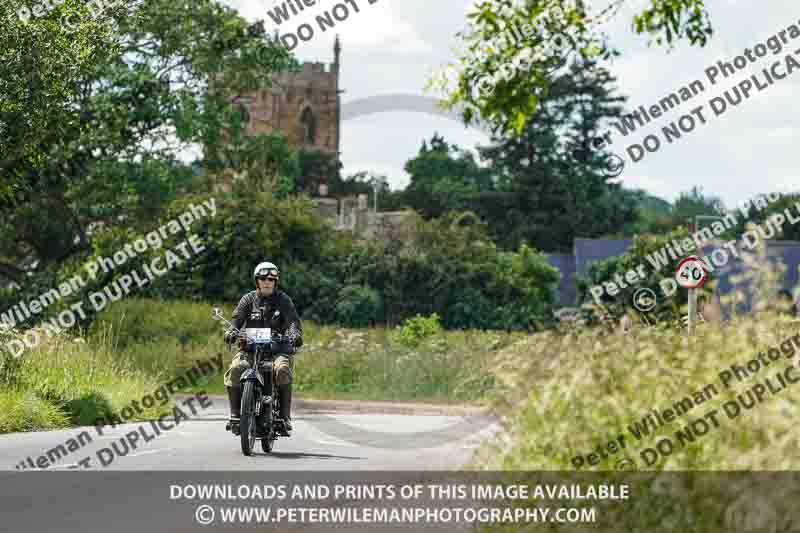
top-left (221, 0), bottom-right (800, 210)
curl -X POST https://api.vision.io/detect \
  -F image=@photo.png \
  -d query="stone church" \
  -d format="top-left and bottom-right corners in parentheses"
top-left (238, 35), bottom-right (342, 160)
top-left (228, 35), bottom-right (413, 241)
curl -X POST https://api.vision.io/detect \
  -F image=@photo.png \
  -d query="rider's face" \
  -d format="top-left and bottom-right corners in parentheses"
top-left (256, 277), bottom-right (276, 296)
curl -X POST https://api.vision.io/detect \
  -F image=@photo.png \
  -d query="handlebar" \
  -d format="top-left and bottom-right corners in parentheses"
top-left (213, 307), bottom-right (295, 353)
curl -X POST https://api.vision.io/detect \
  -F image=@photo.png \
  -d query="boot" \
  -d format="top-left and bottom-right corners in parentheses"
top-left (225, 386), bottom-right (241, 434)
top-left (278, 384), bottom-right (292, 433)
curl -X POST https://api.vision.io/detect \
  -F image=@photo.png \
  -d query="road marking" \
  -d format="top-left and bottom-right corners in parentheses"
top-left (127, 448), bottom-right (172, 458)
top-left (313, 439), bottom-right (358, 447)
top-left (43, 463), bottom-right (78, 470)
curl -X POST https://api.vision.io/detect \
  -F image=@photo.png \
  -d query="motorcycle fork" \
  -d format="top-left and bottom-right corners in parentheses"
top-left (240, 368), bottom-right (263, 416)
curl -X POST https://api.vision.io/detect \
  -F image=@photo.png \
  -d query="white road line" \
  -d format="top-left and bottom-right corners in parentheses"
top-left (127, 448), bottom-right (172, 458)
top-left (98, 430), bottom-right (193, 439)
top-left (47, 463), bottom-right (79, 470)
top-left (313, 439), bottom-right (358, 447)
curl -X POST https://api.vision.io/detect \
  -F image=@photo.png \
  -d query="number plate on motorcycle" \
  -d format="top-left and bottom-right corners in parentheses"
top-left (246, 327), bottom-right (272, 344)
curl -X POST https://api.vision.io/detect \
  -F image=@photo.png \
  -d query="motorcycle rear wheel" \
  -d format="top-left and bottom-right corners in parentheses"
top-left (240, 381), bottom-right (257, 456)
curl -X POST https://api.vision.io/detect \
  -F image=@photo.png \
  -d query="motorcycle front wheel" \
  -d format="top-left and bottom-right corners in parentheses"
top-left (240, 381), bottom-right (257, 455)
top-left (260, 396), bottom-right (275, 453)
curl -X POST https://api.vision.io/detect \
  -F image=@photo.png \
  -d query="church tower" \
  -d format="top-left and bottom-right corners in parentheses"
top-left (238, 37), bottom-right (342, 157)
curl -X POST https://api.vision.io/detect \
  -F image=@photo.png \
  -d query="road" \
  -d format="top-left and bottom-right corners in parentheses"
top-left (0, 395), bottom-right (498, 533)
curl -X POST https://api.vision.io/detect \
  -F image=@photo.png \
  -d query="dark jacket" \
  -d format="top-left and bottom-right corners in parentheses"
top-left (225, 289), bottom-right (303, 348)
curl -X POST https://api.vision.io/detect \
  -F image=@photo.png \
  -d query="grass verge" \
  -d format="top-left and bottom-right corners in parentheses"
top-left (472, 311), bottom-right (800, 471)
top-left (0, 298), bottom-right (520, 433)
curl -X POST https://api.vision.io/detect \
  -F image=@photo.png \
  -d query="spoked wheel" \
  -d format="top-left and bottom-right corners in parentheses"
top-left (260, 396), bottom-right (275, 453)
top-left (240, 381), bottom-right (257, 456)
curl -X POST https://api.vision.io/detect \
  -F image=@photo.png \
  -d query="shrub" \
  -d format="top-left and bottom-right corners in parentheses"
top-left (0, 325), bottom-right (24, 387)
top-left (332, 285), bottom-right (383, 327)
top-left (352, 213), bottom-right (560, 329)
top-left (0, 391), bottom-right (70, 433)
top-left (393, 313), bottom-right (442, 348)
top-left (4, 193), bottom-right (559, 337)
top-left (575, 228), bottom-right (709, 323)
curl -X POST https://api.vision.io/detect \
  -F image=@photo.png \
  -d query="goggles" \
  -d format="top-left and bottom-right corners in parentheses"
top-left (256, 267), bottom-right (279, 279)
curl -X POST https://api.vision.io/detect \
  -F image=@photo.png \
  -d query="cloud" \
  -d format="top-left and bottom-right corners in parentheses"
top-left (227, 0), bottom-right (432, 56)
top-left (217, 0), bottom-right (798, 208)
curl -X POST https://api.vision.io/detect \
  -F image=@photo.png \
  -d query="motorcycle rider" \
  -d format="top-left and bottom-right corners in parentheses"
top-left (223, 262), bottom-right (302, 435)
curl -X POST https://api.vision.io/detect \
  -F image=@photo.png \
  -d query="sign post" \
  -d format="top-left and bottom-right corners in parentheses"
top-left (676, 255), bottom-right (708, 335)
top-left (686, 221), bottom-right (696, 335)
top-left (688, 284), bottom-right (698, 335)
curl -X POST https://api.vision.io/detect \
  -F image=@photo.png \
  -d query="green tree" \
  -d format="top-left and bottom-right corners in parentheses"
top-left (615, 187), bottom-right (724, 237)
top-left (431, 0), bottom-right (714, 136)
top-left (672, 185), bottom-right (726, 219)
top-left (0, 0), bottom-right (122, 207)
top-left (296, 149), bottom-right (341, 195)
top-left (476, 60), bottom-right (637, 251)
top-left (575, 227), bottom-right (711, 323)
top-left (350, 213), bottom-right (559, 329)
top-left (735, 192), bottom-right (800, 242)
top-left (0, 0), bottom-right (297, 285)
top-left (403, 133), bottom-right (494, 219)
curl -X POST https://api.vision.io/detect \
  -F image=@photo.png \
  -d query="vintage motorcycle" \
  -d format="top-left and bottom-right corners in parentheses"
top-left (213, 307), bottom-right (293, 456)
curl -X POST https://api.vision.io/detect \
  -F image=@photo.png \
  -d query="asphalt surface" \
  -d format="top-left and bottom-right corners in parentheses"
top-left (0, 396), bottom-right (498, 533)
top-left (0, 394), bottom-right (498, 471)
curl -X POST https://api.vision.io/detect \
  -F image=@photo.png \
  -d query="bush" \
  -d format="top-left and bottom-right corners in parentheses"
top-left (0, 391), bottom-right (70, 433)
top-left (332, 285), bottom-right (383, 327)
top-left (0, 325), bottom-right (24, 386)
top-left (352, 213), bottom-right (560, 329)
top-left (393, 313), bottom-right (442, 348)
top-left (4, 193), bottom-right (559, 338)
top-left (575, 228), bottom-right (710, 323)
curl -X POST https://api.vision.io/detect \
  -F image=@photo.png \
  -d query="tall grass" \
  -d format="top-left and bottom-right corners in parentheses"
top-left (472, 240), bottom-right (800, 472)
top-left (294, 325), bottom-right (521, 403)
top-left (0, 298), bottom-right (519, 433)
top-left (469, 252), bottom-right (800, 531)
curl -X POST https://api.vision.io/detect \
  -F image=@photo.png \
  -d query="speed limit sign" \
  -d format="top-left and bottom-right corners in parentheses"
top-left (676, 256), bottom-right (707, 288)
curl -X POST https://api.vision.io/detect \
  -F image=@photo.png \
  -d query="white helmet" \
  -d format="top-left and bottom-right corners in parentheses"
top-left (253, 261), bottom-right (279, 287)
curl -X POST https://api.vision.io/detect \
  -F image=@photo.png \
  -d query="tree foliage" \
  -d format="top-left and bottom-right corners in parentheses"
top-left (615, 186), bottom-right (727, 237)
top-left (0, 0), bottom-right (123, 207)
top-left (403, 133), bottom-right (493, 219)
top-left (735, 192), bottom-right (800, 242)
top-left (296, 149), bottom-right (341, 195)
top-left (475, 60), bottom-right (637, 251)
top-left (432, 0), bottom-right (714, 136)
top-left (575, 227), bottom-right (712, 323)
top-left (0, 0), bottom-right (297, 285)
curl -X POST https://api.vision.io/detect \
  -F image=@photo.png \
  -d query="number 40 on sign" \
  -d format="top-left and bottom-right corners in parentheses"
top-left (676, 256), bottom-right (708, 289)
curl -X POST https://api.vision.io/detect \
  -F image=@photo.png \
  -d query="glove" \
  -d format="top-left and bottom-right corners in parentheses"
top-left (284, 337), bottom-right (297, 354)
top-left (286, 323), bottom-right (302, 348)
top-left (237, 331), bottom-right (250, 350)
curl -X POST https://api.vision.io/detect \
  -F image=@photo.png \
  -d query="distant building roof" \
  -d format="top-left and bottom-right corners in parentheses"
top-left (574, 238), bottom-right (632, 276)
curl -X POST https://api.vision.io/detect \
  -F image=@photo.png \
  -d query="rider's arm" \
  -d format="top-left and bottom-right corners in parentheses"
top-left (224, 292), bottom-right (256, 343)
top-left (280, 293), bottom-right (303, 348)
